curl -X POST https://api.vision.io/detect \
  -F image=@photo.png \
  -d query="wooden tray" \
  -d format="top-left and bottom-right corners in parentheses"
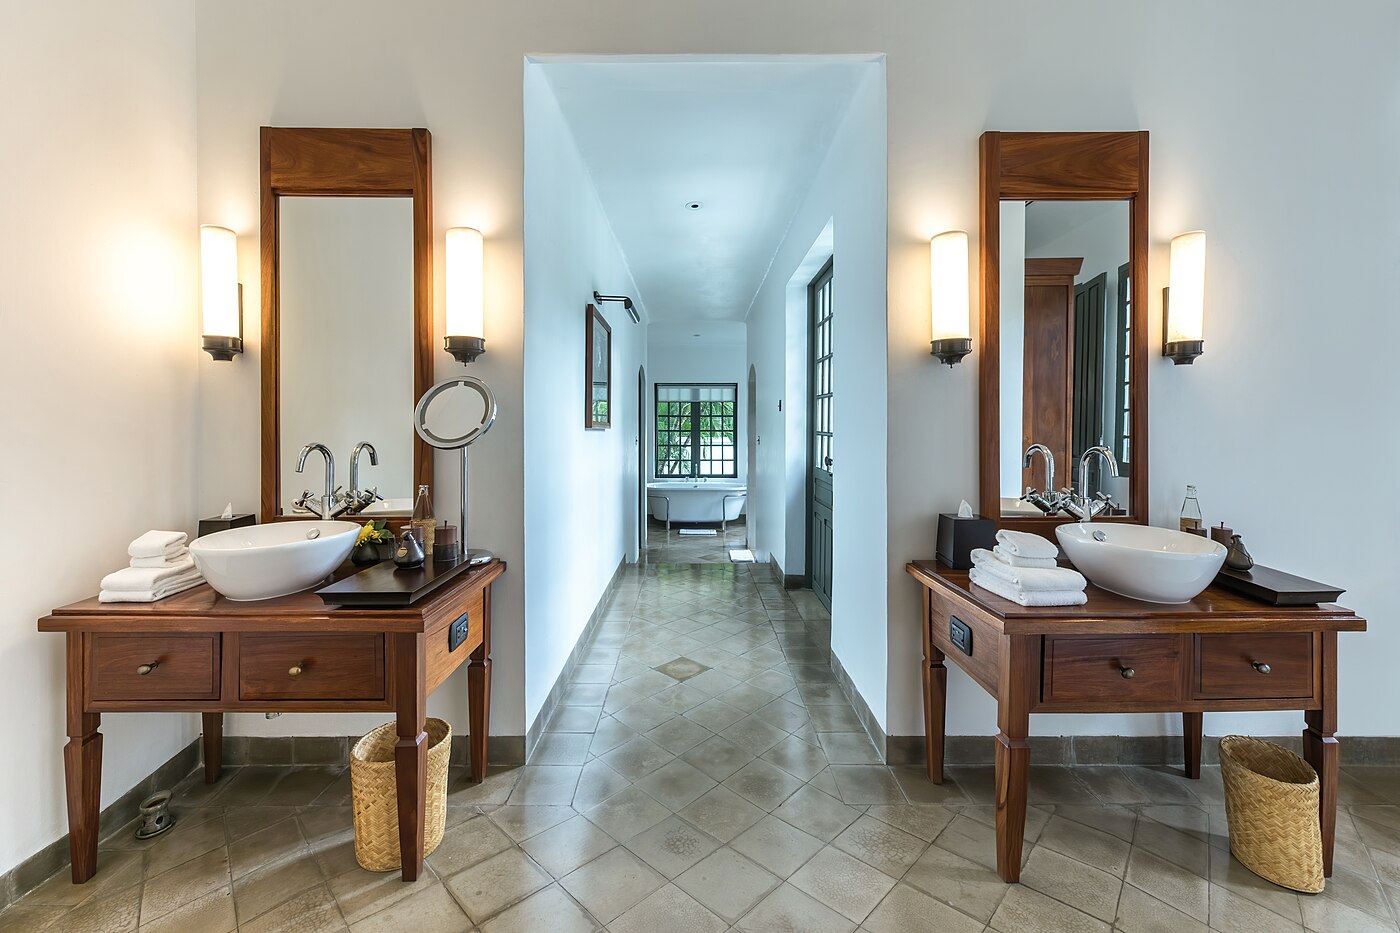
top-left (1213, 564), bottom-right (1344, 606)
top-left (317, 557), bottom-right (484, 608)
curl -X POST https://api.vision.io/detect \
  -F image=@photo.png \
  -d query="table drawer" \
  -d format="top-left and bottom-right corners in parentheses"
top-left (239, 634), bottom-right (385, 701)
top-left (89, 634), bottom-right (220, 701)
top-left (1043, 635), bottom-right (1181, 705)
top-left (1196, 633), bottom-right (1313, 699)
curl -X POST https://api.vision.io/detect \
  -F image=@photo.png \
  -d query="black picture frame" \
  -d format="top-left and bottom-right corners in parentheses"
top-left (585, 304), bottom-right (611, 429)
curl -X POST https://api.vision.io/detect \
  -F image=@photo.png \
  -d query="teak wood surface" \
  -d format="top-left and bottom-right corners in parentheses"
top-left (40, 560), bottom-right (504, 885)
top-left (906, 559), bottom-right (1364, 883)
top-left (979, 131), bottom-right (1150, 532)
top-left (260, 127), bottom-right (436, 523)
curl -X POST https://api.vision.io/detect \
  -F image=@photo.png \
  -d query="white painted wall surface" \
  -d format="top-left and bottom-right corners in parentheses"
top-left (0, 1), bottom-right (199, 876)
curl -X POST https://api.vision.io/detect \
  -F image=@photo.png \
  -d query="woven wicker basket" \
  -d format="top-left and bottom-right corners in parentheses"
top-left (1219, 735), bottom-right (1324, 893)
top-left (350, 718), bottom-right (452, 872)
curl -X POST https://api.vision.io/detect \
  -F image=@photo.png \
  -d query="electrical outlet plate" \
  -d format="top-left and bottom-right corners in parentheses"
top-left (448, 611), bottom-right (471, 652)
top-left (950, 615), bottom-right (972, 656)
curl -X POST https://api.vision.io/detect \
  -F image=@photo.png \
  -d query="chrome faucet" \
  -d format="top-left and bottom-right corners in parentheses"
top-left (1021, 444), bottom-right (1063, 515)
top-left (346, 441), bottom-right (382, 513)
top-left (293, 442), bottom-right (347, 519)
top-left (1065, 445), bottom-right (1120, 523)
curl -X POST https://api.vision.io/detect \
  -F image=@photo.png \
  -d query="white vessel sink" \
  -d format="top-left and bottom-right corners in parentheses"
top-left (359, 497), bottom-right (414, 517)
top-left (1056, 523), bottom-right (1226, 604)
top-left (190, 521), bottom-right (359, 601)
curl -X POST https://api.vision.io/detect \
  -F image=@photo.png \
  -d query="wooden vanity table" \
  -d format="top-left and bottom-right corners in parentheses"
top-left (39, 559), bottom-right (504, 884)
top-left (907, 560), bottom-right (1365, 883)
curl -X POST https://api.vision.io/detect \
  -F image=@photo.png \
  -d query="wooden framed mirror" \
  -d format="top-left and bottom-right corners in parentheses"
top-left (259, 127), bottom-right (434, 522)
top-left (978, 131), bottom-right (1149, 530)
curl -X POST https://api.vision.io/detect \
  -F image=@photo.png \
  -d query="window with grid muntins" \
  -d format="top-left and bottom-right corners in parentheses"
top-left (811, 261), bottom-right (834, 474)
top-left (655, 383), bottom-right (738, 478)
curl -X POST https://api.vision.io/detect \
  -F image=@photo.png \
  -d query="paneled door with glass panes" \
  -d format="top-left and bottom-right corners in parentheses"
top-left (808, 259), bottom-right (833, 609)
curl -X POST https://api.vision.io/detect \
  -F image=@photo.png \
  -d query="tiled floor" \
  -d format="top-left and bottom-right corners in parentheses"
top-left (7, 561), bottom-right (1400, 932)
top-left (642, 519), bottom-right (751, 564)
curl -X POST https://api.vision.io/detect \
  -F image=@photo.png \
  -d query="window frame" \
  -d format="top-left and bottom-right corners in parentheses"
top-left (653, 382), bottom-right (739, 479)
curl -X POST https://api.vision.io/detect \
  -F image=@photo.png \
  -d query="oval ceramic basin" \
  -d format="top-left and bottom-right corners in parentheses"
top-left (190, 521), bottom-right (359, 601)
top-left (1056, 523), bottom-right (1226, 604)
top-left (359, 497), bottom-right (414, 517)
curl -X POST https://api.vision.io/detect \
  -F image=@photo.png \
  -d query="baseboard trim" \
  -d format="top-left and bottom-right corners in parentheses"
top-left (222, 734), bottom-right (527, 770)
top-left (768, 554), bottom-right (806, 590)
top-left (828, 649), bottom-right (889, 764)
top-left (884, 733), bottom-right (1400, 768)
top-left (0, 738), bottom-right (202, 912)
top-left (525, 556), bottom-right (629, 760)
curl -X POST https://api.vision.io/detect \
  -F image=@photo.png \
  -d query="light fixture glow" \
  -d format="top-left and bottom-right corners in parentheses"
top-left (1164, 230), bottom-right (1206, 364)
top-left (199, 225), bottom-right (242, 361)
top-left (929, 230), bottom-right (972, 366)
top-left (444, 226), bottom-right (485, 363)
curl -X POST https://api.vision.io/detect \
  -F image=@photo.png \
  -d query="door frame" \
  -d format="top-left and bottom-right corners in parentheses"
top-left (637, 364), bottom-right (647, 556)
top-left (806, 257), bottom-right (834, 606)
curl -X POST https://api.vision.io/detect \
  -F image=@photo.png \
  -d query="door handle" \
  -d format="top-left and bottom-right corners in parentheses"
top-left (824, 456), bottom-right (833, 467)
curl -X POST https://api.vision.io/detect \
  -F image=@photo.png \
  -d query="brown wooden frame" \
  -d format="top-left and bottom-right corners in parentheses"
top-left (978, 131), bottom-right (1149, 531)
top-left (585, 303), bottom-right (612, 430)
top-left (260, 127), bottom-right (435, 522)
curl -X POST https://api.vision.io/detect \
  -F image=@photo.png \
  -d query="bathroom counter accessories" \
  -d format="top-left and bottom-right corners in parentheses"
top-left (39, 558), bottom-right (505, 886)
top-left (905, 559), bottom-right (1365, 884)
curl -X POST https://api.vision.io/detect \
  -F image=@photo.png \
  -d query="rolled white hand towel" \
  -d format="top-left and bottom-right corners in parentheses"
top-left (971, 549), bottom-right (1086, 592)
top-left (970, 567), bottom-right (1088, 607)
top-left (128, 530), bottom-right (189, 560)
top-left (995, 529), bottom-right (1058, 560)
top-left (992, 544), bottom-right (1058, 569)
top-left (101, 556), bottom-right (198, 593)
top-left (100, 571), bottom-right (204, 603)
top-left (131, 546), bottom-right (190, 569)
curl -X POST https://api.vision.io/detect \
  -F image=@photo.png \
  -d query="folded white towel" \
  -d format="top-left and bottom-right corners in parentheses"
top-left (99, 571), bottom-right (204, 603)
top-left (992, 544), bottom-right (1058, 569)
top-left (101, 556), bottom-right (198, 593)
top-left (128, 530), bottom-right (189, 560)
top-left (131, 546), bottom-right (190, 569)
top-left (994, 529), bottom-right (1059, 560)
top-left (971, 549), bottom-right (1086, 592)
top-left (970, 567), bottom-right (1088, 607)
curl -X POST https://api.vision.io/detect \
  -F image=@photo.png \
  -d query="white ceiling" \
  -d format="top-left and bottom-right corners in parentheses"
top-left (541, 60), bottom-right (867, 323)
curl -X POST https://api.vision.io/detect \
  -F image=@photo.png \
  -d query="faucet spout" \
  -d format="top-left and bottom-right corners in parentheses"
top-left (1075, 446), bottom-right (1120, 523)
top-left (295, 443), bottom-right (340, 518)
top-left (1023, 444), bottom-right (1055, 495)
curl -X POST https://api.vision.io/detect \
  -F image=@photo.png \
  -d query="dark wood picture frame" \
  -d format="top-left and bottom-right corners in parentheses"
top-left (259, 127), bottom-right (435, 523)
top-left (978, 131), bottom-right (1150, 532)
top-left (585, 304), bottom-right (612, 429)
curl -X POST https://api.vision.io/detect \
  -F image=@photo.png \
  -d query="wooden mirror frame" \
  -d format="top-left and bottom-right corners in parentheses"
top-left (978, 131), bottom-right (1149, 531)
top-left (259, 127), bottom-right (435, 522)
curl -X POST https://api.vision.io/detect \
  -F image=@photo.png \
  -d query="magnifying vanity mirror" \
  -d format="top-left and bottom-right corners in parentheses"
top-left (978, 132), bottom-right (1149, 530)
top-left (259, 127), bottom-right (434, 522)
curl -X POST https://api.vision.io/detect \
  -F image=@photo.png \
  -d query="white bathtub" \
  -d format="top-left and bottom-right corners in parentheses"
top-left (647, 481), bottom-right (747, 529)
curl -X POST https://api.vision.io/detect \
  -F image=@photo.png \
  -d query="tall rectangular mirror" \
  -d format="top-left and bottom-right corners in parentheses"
top-left (978, 132), bottom-right (1149, 529)
top-left (260, 127), bottom-right (434, 522)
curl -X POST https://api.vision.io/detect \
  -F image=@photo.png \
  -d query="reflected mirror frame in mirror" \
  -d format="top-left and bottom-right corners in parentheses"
top-left (259, 126), bottom-right (435, 523)
top-left (977, 131), bottom-right (1150, 532)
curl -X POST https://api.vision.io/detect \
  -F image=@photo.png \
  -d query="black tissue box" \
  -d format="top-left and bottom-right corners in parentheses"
top-left (936, 512), bottom-right (998, 570)
top-left (198, 513), bottom-right (256, 538)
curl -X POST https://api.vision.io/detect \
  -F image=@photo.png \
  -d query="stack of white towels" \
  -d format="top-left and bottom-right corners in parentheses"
top-left (99, 531), bottom-right (205, 603)
top-left (969, 530), bottom-right (1088, 607)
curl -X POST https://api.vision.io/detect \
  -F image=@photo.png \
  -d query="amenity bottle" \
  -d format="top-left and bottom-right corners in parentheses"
top-left (1180, 485), bottom-right (1203, 534)
top-left (411, 484), bottom-right (436, 551)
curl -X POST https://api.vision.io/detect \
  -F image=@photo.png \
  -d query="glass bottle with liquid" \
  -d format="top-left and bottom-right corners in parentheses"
top-left (1180, 485), bottom-right (1204, 534)
top-left (410, 484), bottom-right (436, 551)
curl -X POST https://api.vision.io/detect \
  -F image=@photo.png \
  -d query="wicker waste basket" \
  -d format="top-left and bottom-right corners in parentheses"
top-left (1219, 734), bottom-right (1324, 893)
top-left (351, 718), bottom-right (452, 872)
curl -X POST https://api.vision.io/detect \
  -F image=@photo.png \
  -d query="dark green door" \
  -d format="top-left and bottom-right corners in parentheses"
top-left (808, 259), bottom-right (834, 609)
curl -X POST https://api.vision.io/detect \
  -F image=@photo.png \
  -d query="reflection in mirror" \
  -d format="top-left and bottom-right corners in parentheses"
top-left (999, 200), bottom-right (1132, 517)
top-left (278, 197), bottom-right (414, 515)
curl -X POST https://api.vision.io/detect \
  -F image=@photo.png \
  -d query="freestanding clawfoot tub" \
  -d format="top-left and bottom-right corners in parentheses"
top-left (647, 480), bottom-right (747, 530)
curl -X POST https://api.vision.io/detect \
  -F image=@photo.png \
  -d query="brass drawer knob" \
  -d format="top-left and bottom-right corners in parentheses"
top-left (136, 661), bottom-right (160, 676)
top-left (1119, 666), bottom-right (1136, 679)
top-left (288, 664), bottom-right (304, 677)
top-left (1252, 661), bottom-right (1272, 674)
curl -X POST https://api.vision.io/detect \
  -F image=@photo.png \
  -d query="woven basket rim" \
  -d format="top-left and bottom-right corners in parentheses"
top-left (1219, 735), bottom-right (1318, 787)
top-left (352, 717), bottom-right (452, 765)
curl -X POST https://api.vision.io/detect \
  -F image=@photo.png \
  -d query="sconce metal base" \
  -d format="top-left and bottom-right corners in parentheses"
top-left (202, 335), bottom-right (243, 361)
top-left (930, 337), bottom-right (972, 367)
top-left (1163, 340), bottom-right (1204, 365)
top-left (445, 336), bottom-right (486, 364)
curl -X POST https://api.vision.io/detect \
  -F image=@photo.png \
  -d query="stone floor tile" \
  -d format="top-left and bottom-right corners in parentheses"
top-left (530, 731), bottom-right (593, 765)
top-left (1036, 813), bottom-right (1132, 876)
top-left (773, 784), bottom-right (861, 842)
top-left (862, 882), bottom-right (985, 933)
top-left (599, 735), bottom-right (675, 782)
top-left (233, 851), bottom-right (323, 924)
top-left (863, 803), bottom-right (957, 843)
top-left (677, 785), bottom-right (767, 842)
top-left (241, 883), bottom-right (347, 933)
top-left (674, 847), bottom-right (780, 923)
top-left (827, 765), bottom-right (907, 806)
top-left (1124, 848), bottom-right (1208, 922)
top-left (734, 882), bottom-right (855, 933)
top-left (730, 814), bottom-right (826, 879)
top-left (140, 845), bottom-right (232, 923)
top-left (425, 814), bottom-right (514, 878)
top-left (572, 758), bottom-right (632, 810)
top-left (633, 757), bottom-right (717, 810)
top-left (644, 715), bottom-right (712, 754)
top-left (584, 785), bottom-right (672, 842)
top-left (504, 765), bottom-right (582, 805)
top-left (818, 732), bottom-right (883, 765)
top-left (760, 733), bottom-right (831, 781)
top-left (832, 813), bottom-right (928, 877)
top-left (443, 847), bottom-right (551, 924)
top-left (679, 734), bottom-right (756, 781)
top-left (138, 885), bottom-right (237, 933)
top-left (606, 882), bottom-right (727, 933)
top-left (327, 864), bottom-right (423, 924)
top-left (486, 805), bottom-right (574, 843)
top-left (477, 883), bottom-right (597, 933)
top-left (346, 881), bottom-right (471, 932)
top-left (721, 714), bottom-right (791, 755)
top-left (788, 845), bottom-right (896, 924)
top-left (989, 883), bottom-right (1108, 933)
top-left (1020, 844), bottom-right (1122, 922)
top-left (624, 814), bottom-right (721, 878)
top-left (519, 814), bottom-right (616, 879)
top-left (723, 758), bottom-right (805, 811)
top-left (559, 846), bottom-right (665, 924)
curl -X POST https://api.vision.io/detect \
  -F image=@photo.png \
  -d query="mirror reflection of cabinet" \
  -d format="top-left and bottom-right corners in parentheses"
top-left (979, 132), bottom-right (1148, 528)
top-left (259, 128), bottom-right (435, 522)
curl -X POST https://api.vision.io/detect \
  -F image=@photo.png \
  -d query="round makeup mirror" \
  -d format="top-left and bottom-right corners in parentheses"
top-left (413, 376), bottom-right (498, 565)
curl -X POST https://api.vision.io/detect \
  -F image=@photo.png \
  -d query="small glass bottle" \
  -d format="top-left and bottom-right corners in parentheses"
top-left (1180, 485), bottom-right (1204, 534)
top-left (410, 484), bottom-right (436, 551)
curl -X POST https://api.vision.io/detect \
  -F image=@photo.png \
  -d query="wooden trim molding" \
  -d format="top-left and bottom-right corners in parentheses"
top-left (259, 127), bottom-right (435, 522)
top-left (978, 131), bottom-right (1150, 531)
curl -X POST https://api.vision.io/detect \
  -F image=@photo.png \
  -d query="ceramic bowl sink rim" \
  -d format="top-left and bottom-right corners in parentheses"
top-left (1057, 523), bottom-right (1226, 559)
top-left (191, 521), bottom-right (359, 555)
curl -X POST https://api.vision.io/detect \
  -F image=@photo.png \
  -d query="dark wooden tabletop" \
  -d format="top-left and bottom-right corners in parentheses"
top-left (906, 560), bottom-right (1365, 635)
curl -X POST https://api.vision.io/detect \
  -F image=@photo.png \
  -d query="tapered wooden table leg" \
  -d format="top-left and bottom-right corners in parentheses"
top-left (466, 589), bottom-right (492, 783)
top-left (393, 633), bottom-right (427, 882)
top-left (1303, 631), bottom-right (1339, 877)
top-left (922, 592), bottom-right (946, 783)
top-left (995, 635), bottom-right (1033, 883)
top-left (1183, 711), bottom-right (1203, 779)
top-left (64, 633), bottom-right (101, 883)
top-left (202, 713), bottom-right (223, 784)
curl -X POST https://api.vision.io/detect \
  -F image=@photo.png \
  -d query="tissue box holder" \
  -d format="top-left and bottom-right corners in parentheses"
top-left (936, 513), bottom-right (997, 570)
top-left (198, 513), bottom-right (256, 537)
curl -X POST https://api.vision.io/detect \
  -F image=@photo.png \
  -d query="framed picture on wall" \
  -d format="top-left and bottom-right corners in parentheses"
top-left (586, 304), bottom-right (611, 429)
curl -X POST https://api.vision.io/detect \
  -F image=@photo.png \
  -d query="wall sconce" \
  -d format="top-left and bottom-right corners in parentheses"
top-left (199, 225), bottom-right (242, 361)
top-left (593, 291), bottom-right (640, 323)
top-left (1163, 230), bottom-right (1206, 365)
top-left (929, 230), bottom-right (972, 366)
top-left (444, 227), bottom-right (486, 364)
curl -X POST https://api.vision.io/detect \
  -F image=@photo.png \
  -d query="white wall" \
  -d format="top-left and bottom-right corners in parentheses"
top-left (0, 1), bottom-right (199, 875)
top-left (524, 64), bottom-right (647, 726)
top-left (647, 322), bottom-right (747, 481)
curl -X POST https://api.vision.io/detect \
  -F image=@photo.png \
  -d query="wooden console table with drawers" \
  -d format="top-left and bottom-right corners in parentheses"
top-left (906, 559), bottom-right (1365, 883)
top-left (39, 559), bottom-right (505, 884)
